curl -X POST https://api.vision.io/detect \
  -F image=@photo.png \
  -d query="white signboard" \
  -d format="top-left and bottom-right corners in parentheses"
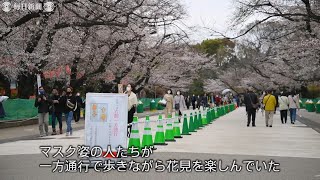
top-left (85, 93), bottom-right (128, 152)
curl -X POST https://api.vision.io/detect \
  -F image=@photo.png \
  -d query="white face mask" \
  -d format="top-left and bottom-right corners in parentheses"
top-left (167, 91), bottom-right (171, 94)
top-left (177, 92), bottom-right (180, 95)
top-left (126, 87), bottom-right (131, 91)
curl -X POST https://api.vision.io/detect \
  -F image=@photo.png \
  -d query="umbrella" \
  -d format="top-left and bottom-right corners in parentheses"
top-left (0, 96), bottom-right (9, 103)
top-left (221, 89), bottom-right (232, 95)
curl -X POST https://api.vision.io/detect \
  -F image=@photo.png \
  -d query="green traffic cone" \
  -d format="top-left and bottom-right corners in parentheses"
top-left (128, 116), bottom-right (141, 155)
top-left (154, 115), bottom-right (168, 145)
top-left (198, 111), bottom-right (204, 127)
top-left (189, 113), bottom-right (197, 132)
top-left (212, 108), bottom-right (216, 121)
top-left (181, 114), bottom-right (191, 135)
top-left (173, 113), bottom-right (183, 138)
top-left (194, 112), bottom-right (200, 130)
top-left (206, 110), bottom-right (211, 124)
top-left (165, 114), bottom-right (176, 142)
top-left (201, 110), bottom-right (208, 126)
top-left (142, 115), bottom-right (154, 149)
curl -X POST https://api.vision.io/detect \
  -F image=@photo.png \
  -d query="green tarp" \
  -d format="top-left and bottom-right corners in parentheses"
top-left (1, 99), bottom-right (38, 121)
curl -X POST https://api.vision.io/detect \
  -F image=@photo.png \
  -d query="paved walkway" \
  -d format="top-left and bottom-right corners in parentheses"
top-left (0, 107), bottom-right (319, 180)
top-left (0, 107), bottom-right (319, 158)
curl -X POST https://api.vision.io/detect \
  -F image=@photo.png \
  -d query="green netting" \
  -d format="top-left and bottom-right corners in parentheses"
top-left (0, 99), bottom-right (38, 121)
top-left (301, 98), bottom-right (320, 104)
top-left (139, 98), bottom-right (162, 109)
top-left (0, 97), bottom-right (171, 121)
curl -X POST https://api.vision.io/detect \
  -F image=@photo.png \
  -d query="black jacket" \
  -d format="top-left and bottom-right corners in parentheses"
top-left (60, 94), bottom-right (77, 112)
top-left (34, 94), bottom-right (50, 113)
top-left (202, 96), bottom-right (208, 106)
top-left (75, 96), bottom-right (83, 110)
top-left (191, 96), bottom-right (197, 103)
top-left (51, 95), bottom-right (64, 113)
top-left (244, 92), bottom-right (258, 111)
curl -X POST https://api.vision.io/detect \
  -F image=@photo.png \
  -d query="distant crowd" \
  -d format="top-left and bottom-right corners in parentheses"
top-left (243, 88), bottom-right (300, 127)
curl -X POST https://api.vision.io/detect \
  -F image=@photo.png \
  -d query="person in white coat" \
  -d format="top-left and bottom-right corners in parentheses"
top-left (288, 92), bottom-right (300, 124)
top-left (174, 90), bottom-right (187, 122)
top-left (278, 92), bottom-right (289, 124)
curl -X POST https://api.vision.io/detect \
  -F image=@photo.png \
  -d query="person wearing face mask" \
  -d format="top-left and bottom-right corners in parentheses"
top-left (34, 86), bottom-right (50, 137)
top-left (191, 94), bottom-right (197, 110)
top-left (185, 95), bottom-right (191, 110)
top-left (50, 88), bottom-right (63, 135)
top-left (164, 89), bottom-right (174, 118)
top-left (196, 95), bottom-right (201, 109)
top-left (73, 92), bottom-right (83, 123)
top-left (174, 90), bottom-right (187, 122)
top-left (61, 87), bottom-right (77, 136)
top-left (125, 84), bottom-right (138, 137)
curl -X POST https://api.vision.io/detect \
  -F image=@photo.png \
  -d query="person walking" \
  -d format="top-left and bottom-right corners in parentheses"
top-left (191, 94), bottom-right (197, 110)
top-left (164, 89), bottom-right (174, 118)
top-left (185, 95), bottom-right (191, 110)
top-left (202, 93), bottom-right (209, 108)
top-left (259, 92), bottom-right (266, 116)
top-left (278, 92), bottom-right (289, 124)
top-left (34, 86), bottom-right (50, 137)
top-left (273, 90), bottom-right (279, 114)
top-left (288, 92), bottom-right (300, 124)
top-left (196, 95), bottom-right (201, 110)
top-left (126, 84), bottom-right (138, 137)
top-left (0, 94), bottom-right (8, 118)
top-left (263, 90), bottom-right (277, 127)
top-left (174, 90), bottom-right (187, 122)
top-left (244, 88), bottom-right (258, 127)
top-left (73, 92), bottom-right (83, 123)
top-left (50, 88), bottom-right (64, 135)
top-left (210, 93), bottom-right (215, 107)
top-left (61, 87), bottom-right (77, 136)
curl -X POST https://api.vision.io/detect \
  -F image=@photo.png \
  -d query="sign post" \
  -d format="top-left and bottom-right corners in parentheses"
top-left (85, 93), bottom-right (128, 164)
top-left (118, 84), bottom-right (123, 94)
top-left (36, 74), bottom-right (41, 94)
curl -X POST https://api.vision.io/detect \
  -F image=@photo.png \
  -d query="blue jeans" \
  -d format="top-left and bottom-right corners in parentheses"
top-left (289, 108), bottom-right (297, 123)
top-left (66, 111), bottom-right (73, 133)
top-left (52, 112), bottom-right (62, 130)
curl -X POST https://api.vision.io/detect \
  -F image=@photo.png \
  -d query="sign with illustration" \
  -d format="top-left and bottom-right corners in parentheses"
top-left (85, 93), bottom-right (128, 151)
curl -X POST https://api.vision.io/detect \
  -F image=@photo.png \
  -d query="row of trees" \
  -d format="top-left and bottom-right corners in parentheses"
top-left (1, 0), bottom-right (201, 97)
top-left (201, 0), bottom-right (320, 94)
top-left (1, 0), bottom-right (319, 97)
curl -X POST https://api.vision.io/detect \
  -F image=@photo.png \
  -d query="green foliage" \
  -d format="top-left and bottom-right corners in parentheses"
top-left (194, 38), bottom-right (235, 56)
top-left (194, 38), bottom-right (236, 67)
top-left (188, 79), bottom-right (204, 95)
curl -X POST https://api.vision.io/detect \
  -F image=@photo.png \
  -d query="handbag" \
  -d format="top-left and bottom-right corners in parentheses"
top-left (67, 99), bottom-right (77, 111)
top-left (248, 93), bottom-right (258, 109)
top-left (175, 96), bottom-right (181, 110)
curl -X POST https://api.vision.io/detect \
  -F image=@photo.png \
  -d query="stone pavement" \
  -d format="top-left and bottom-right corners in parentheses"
top-left (0, 107), bottom-right (319, 180)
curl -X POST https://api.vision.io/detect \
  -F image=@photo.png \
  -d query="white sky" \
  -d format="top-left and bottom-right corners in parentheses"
top-left (181, 0), bottom-right (236, 43)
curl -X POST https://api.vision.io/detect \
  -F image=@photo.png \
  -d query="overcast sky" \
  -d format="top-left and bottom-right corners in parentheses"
top-left (181, 0), bottom-right (235, 43)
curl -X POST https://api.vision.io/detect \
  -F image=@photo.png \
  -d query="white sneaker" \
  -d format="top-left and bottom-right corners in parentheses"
top-left (66, 132), bottom-right (70, 136)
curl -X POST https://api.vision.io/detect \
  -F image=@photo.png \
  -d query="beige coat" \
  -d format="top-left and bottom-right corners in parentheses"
top-left (164, 94), bottom-right (174, 118)
top-left (128, 92), bottom-right (138, 111)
